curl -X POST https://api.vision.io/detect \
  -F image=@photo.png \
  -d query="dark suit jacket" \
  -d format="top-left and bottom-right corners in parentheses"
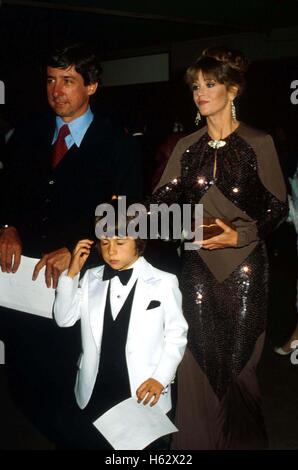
top-left (1, 112), bottom-right (142, 257)
top-left (0, 112), bottom-right (143, 441)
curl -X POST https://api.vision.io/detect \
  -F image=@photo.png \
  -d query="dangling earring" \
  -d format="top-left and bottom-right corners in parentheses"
top-left (195, 110), bottom-right (201, 126)
top-left (231, 101), bottom-right (237, 121)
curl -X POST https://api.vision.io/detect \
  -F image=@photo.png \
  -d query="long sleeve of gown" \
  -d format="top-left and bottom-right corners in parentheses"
top-left (253, 134), bottom-right (288, 239)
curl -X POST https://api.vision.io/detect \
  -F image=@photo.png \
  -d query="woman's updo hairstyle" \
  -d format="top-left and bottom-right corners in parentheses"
top-left (186, 46), bottom-right (249, 96)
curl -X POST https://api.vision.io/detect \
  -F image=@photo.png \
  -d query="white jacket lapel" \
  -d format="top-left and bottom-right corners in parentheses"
top-left (88, 267), bottom-right (109, 350)
top-left (128, 258), bottom-right (162, 341)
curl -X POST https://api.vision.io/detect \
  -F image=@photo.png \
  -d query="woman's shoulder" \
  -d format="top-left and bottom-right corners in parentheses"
top-left (177, 126), bottom-right (207, 149)
top-left (236, 122), bottom-right (273, 144)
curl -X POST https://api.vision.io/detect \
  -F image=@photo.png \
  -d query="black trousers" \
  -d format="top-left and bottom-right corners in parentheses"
top-left (0, 307), bottom-right (80, 442)
top-left (54, 398), bottom-right (170, 450)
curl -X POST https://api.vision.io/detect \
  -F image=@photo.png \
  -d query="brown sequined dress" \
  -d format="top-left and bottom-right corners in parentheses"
top-left (153, 123), bottom-right (288, 450)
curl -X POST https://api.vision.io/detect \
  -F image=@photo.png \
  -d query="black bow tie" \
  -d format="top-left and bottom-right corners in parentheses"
top-left (102, 264), bottom-right (133, 286)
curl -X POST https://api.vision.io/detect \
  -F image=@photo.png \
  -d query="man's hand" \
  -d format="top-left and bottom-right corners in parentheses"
top-left (136, 378), bottom-right (164, 407)
top-left (0, 226), bottom-right (22, 273)
top-left (67, 239), bottom-right (94, 279)
top-left (32, 247), bottom-right (72, 288)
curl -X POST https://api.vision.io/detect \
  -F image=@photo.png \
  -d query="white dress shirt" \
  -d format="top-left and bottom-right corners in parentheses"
top-left (52, 107), bottom-right (94, 149)
top-left (109, 257), bottom-right (141, 320)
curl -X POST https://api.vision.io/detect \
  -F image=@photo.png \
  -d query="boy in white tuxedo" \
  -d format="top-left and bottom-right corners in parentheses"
top-left (53, 211), bottom-right (188, 449)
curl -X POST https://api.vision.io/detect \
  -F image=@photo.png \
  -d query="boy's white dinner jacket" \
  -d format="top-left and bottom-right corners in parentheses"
top-left (54, 257), bottom-right (188, 413)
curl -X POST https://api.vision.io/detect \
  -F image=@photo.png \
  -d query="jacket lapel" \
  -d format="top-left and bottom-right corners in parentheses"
top-left (128, 258), bottom-right (162, 342)
top-left (88, 267), bottom-right (109, 350)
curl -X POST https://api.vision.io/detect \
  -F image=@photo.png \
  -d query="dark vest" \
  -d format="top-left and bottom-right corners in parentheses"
top-left (84, 280), bottom-right (137, 421)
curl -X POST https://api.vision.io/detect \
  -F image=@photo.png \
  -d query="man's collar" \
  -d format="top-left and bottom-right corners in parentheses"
top-left (54, 107), bottom-right (94, 147)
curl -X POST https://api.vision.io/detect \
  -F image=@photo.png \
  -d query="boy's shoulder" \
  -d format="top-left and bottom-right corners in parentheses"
top-left (86, 265), bottom-right (105, 279)
top-left (147, 263), bottom-right (176, 279)
top-left (85, 258), bottom-right (177, 284)
top-left (138, 257), bottom-right (178, 284)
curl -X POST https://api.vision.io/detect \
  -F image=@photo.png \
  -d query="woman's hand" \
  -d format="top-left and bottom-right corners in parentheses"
top-left (200, 219), bottom-right (238, 250)
top-left (67, 239), bottom-right (94, 278)
top-left (136, 378), bottom-right (164, 407)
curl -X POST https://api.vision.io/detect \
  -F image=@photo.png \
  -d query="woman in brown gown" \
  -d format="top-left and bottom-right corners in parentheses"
top-left (152, 47), bottom-right (288, 449)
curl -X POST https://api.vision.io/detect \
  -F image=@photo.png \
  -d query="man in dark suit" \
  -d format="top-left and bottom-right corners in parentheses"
top-left (0, 43), bottom-right (142, 445)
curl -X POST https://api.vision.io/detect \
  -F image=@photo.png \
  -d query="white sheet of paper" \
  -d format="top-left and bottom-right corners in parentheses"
top-left (93, 397), bottom-right (178, 450)
top-left (0, 255), bottom-right (55, 318)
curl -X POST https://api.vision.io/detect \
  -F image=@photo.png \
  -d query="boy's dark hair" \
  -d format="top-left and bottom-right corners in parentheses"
top-left (47, 43), bottom-right (102, 86)
top-left (97, 237), bottom-right (146, 257)
top-left (95, 198), bottom-right (147, 256)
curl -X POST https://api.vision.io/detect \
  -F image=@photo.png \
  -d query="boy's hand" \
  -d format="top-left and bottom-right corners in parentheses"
top-left (67, 239), bottom-right (94, 278)
top-left (136, 378), bottom-right (164, 407)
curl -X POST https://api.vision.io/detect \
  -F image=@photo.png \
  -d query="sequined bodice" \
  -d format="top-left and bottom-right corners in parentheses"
top-left (182, 132), bottom-right (261, 218)
top-left (153, 130), bottom-right (288, 241)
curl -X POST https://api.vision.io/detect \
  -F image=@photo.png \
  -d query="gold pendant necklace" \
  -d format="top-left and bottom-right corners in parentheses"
top-left (208, 140), bottom-right (226, 179)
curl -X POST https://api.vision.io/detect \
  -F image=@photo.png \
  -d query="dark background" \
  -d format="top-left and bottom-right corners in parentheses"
top-left (0, 0), bottom-right (298, 141)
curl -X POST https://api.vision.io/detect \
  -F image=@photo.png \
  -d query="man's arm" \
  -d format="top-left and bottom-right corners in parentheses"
top-left (0, 124), bottom-right (29, 273)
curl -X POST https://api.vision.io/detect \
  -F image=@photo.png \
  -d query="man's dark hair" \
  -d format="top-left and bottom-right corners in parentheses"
top-left (47, 43), bottom-right (102, 86)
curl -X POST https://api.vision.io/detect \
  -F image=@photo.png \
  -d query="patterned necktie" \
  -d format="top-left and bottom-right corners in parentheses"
top-left (102, 264), bottom-right (133, 286)
top-left (51, 124), bottom-right (70, 168)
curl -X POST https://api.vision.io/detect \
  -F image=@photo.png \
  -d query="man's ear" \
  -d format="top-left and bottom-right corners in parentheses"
top-left (87, 82), bottom-right (99, 96)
